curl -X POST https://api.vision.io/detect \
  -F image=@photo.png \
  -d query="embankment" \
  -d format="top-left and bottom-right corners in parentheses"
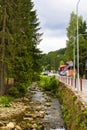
top-left (56, 82), bottom-right (87, 130)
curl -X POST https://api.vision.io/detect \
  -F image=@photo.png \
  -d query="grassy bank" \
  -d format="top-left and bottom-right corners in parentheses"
top-left (56, 82), bottom-right (87, 130)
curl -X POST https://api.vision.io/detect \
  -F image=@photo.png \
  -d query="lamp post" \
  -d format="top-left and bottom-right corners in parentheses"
top-left (76, 0), bottom-right (80, 91)
top-left (73, 37), bottom-right (76, 80)
top-left (73, 34), bottom-right (87, 88)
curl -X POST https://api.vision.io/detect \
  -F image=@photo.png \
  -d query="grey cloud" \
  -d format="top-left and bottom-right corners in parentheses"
top-left (33, 0), bottom-right (87, 53)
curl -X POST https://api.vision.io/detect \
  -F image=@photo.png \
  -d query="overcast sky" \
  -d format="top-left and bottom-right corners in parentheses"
top-left (33, 0), bottom-right (87, 54)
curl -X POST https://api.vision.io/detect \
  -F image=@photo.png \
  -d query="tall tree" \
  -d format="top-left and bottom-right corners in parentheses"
top-left (0, 0), bottom-right (42, 95)
top-left (66, 12), bottom-right (87, 76)
top-left (0, 0), bottom-right (7, 95)
top-left (65, 12), bottom-right (77, 60)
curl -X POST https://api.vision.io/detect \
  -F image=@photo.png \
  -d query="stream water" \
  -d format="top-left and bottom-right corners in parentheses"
top-left (29, 84), bottom-right (66, 130)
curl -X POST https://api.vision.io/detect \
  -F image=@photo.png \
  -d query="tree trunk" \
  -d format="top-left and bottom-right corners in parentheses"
top-left (0, 7), bottom-right (6, 95)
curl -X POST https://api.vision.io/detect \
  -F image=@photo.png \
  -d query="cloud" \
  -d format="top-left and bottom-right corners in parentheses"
top-left (42, 28), bottom-right (66, 38)
top-left (33, 0), bottom-right (87, 53)
top-left (37, 36), bottom-right (67, 54)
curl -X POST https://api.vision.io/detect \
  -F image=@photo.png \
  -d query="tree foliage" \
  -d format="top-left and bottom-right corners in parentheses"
top-left (0, 0), bottom-right (42, 95)
top-left (41, 48), bottom-right (66, 71)
top-left (65, 12), bottom-right (87, 76)
top-left (40, 12), bottom-right (87, 78)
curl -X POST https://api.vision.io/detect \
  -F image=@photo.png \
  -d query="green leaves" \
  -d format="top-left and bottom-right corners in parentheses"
top-left (38, 75), bottom-right (59, 93)
top-left (0, 0), bottom-right (42, 95)
top-left (40, 48), bottom-right (66, 72)
top-left (66, 12), bottom-right (87, 76)
top-left (0, 96), bottom-right (14, 107)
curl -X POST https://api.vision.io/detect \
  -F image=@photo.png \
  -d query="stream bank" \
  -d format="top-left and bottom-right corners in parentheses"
top-left (56, 82), bottom-right (87, 130)
top-left (0, 82), bottom-right (65, 130)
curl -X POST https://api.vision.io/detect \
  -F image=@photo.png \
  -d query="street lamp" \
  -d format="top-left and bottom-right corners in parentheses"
top-left (73, 37), bottom-right (76, 80)
top-left (76, 0), bottom-right (80, 91)
top-left (73, 34), bottom-right (87, 86)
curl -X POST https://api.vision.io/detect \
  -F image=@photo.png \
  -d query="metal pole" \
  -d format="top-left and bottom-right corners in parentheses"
top-left (73, 37), bottom-right (76, 88)
top-left (73, 37), bottom-right (76, 79)
top-left (76, 0), bottom-right (80, 91)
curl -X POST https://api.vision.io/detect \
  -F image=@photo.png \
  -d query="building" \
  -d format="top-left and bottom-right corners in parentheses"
top-left (58, 61), bottom-right (76, 77)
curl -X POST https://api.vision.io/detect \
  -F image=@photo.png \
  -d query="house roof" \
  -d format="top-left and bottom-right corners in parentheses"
top-left (66, 61), bottom-right (73, 66)
top-left (66, 61), bottom-right (72, 65)
top-left (60, 65), bottom-right (66, 68)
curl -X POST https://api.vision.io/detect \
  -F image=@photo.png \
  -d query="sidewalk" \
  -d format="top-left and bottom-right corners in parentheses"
top-left (56, 74), bottom-right (87, 109)
top-left (64, 84), bottom-right (87, 108)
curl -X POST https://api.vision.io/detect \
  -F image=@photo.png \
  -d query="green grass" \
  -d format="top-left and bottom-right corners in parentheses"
top-left (0, 96), bottom-right (14, 107)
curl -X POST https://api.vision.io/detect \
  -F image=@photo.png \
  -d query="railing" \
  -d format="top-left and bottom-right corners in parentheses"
top-left (56, 75), bottom-right (87, 94)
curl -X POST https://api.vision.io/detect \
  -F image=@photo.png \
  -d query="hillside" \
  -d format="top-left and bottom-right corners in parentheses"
top-left (41, 48), bottom-right (66, 71)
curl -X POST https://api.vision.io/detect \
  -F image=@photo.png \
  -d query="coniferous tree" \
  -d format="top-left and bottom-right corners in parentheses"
top-left (0, 1), bottom-right (6, 94)
top-left (0, 0), bottom-right (42, 95)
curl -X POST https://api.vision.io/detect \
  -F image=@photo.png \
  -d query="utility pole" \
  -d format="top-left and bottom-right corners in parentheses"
top-left (76, 0), bottom-right (80, 91)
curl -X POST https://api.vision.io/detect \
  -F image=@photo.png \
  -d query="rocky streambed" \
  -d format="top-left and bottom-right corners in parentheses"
top-left (0, 83), bottom-right (65, 130)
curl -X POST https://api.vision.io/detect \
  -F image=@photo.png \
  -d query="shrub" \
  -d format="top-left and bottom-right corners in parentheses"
top-left (71, 95), bottom-right (77, 101)
top-left (8, 87), bottom-right (19, 98)
top-left (0, 96), bottom-right (14, 107)
top-left (17, 83), bottom-right (28, 95)
top-left (39, 75), bottom-right (50, 90)
top-left (8, 83), bottom-right (28, 97)
top-left (12, 82), bottom-right (28, 97)
top-left (49, 76), bottom-right (59, 93)
top-left (38, 75), bottom-right (59, 93)
top-left (76, 110), bottom-right (87, 128)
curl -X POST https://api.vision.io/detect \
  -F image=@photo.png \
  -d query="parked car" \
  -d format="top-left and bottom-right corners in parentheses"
top-left (60, 71), bottom-right (66, 76)
top-left (42, 71), bottom-right (49, 76)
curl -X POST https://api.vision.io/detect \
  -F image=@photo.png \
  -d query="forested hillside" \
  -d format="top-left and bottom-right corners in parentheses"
top-left (41, 48), bottom-right (66, 72)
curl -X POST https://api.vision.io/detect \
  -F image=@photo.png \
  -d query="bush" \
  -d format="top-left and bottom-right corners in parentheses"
top-left (38, 75), bottom-right (59, 93)
top-left (49, 76), bottom-right (59, 93)
top-left (8, 87), bottom-right (19, 98)
top-left (17, 83), bottom-right (28, 95)
top-left (0, 96), bottom-right (14, 107)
